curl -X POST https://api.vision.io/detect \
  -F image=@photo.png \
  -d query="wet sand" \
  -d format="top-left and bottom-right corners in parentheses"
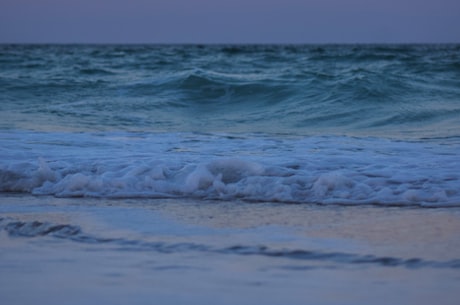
top-left (1, 195), bottom-right (460, 305)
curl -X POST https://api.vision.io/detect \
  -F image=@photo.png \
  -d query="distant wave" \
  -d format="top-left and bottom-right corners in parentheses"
top-left (1, 44), bottom-right (459, 137)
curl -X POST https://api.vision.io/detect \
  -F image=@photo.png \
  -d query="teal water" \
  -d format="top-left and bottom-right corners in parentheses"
top-left (1, 44), bottom-right (459, 138)
top-left (1, 44), bottom-right (460, 206)
top-left (1, 45), bottom-right (460, 305)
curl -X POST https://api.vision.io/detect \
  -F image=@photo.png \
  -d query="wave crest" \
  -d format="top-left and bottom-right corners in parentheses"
top-left (1, 154), bottom-right (458, 207)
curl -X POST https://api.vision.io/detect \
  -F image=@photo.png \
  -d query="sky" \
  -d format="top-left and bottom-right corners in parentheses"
top-left (0, 0), bottom-right (459, 43)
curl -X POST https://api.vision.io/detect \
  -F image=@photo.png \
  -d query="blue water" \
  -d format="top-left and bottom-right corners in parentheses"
top-left (1, 44), bottom-right (460, 305)
top-left (1, 44), bottom-right (460, 206)
top-left (1, 44), bottom-right (460, 137)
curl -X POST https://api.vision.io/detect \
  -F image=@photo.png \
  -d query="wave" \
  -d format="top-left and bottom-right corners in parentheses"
top-left (1, 44), bottom-right (459, 136)
top-left (1, 149), bottom-right (459, 207)
top-left (2, 216), bottom-right (459, 269)
top-left (1, 218), bottom-right (81, 238)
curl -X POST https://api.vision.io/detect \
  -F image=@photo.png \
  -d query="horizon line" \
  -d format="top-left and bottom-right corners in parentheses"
top-left (1, 41), bottom-right (460, 46)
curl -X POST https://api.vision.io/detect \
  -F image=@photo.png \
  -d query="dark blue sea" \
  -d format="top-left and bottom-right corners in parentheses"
top-left (1, 44), bottom-right (460, 304)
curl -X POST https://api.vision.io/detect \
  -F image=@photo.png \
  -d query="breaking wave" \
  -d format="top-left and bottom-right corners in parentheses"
top-left (1, 132), bottom-right (459, 207)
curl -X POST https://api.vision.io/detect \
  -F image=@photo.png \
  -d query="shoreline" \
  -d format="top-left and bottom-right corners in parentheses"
top-left (1, 195), bottom-right (460, 304)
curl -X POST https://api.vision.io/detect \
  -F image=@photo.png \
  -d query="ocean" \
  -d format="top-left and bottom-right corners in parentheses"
top-left (1, 44), bottom-right (460, 304)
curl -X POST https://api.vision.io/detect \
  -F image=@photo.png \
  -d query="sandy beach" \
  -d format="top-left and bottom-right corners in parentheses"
top-left (1, 194), bottom-right (460, 305)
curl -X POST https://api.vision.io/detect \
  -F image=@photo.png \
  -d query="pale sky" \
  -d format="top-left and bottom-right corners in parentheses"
top-left (1, 0), bottom-right (459, 43)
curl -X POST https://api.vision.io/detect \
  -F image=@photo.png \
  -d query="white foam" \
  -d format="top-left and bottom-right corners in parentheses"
top-left (1, 131), bottom-right (459, 207)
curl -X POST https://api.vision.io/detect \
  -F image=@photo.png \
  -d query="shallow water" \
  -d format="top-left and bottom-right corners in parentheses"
top-left (1, 131), bottom-right (459, 206)
top-left (1, 195), bottom-right (460, 305)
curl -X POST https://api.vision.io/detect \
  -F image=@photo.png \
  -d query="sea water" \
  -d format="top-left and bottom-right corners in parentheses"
top-left (1, 44), bottom-right (460, 304)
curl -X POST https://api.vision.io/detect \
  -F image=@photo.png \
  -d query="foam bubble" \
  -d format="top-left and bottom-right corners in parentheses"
top-left (1, 132), bottom-right (459, 207)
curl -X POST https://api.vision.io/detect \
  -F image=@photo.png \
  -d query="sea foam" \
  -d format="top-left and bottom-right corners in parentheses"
top-left (1, 132), bottom-right (458, 207)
